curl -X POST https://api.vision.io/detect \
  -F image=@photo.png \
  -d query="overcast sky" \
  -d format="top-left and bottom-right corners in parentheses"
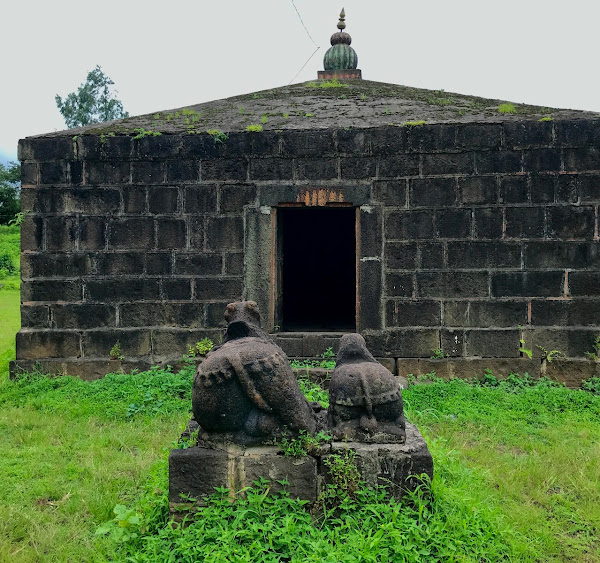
top-left (2, 0), bottom-right (599, 161)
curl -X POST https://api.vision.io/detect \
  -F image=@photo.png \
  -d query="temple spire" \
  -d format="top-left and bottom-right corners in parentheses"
top-left (318, 8), bottom-right (362, 80)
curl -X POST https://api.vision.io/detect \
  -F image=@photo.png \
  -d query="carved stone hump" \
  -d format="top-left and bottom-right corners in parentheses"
top-left (192, 301), bottom-right (316, 446)
top-left (328, 333), bottom-right (405, 443)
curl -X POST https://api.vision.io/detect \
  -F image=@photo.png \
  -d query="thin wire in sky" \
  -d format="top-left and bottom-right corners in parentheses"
top-left (290, 0), bottom-right (319, 47)
top-left (288, 0), bottom-right (321, 84)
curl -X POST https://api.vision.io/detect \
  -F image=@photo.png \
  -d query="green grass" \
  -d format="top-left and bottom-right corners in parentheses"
top-left (0, 364), bottom-right (599, 560)
top-left (0, 368), bottom-right (193, 562)
top-left (405, 376), bottom-right (600, 561)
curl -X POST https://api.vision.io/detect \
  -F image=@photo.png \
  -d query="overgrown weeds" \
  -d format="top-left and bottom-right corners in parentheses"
top-left (103, 458), bottom-right (520, 562)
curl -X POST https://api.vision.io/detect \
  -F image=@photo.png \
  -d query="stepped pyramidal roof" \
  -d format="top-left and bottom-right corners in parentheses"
top-left (34, 79), bottom-right (600, 140)
top-left (31, 8), bottom-right (599, 139)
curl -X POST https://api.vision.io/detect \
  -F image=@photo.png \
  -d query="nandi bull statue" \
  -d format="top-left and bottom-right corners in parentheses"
top-left (192, 301), bottom-right (317, 446)
top-left (328, 333), bottom-right (406, 443)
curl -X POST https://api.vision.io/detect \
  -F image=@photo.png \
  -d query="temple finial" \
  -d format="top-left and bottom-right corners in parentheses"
top-left (337, 8), bottom-right (346, 30)
top-left (318, 7), bottom-right (362, 80)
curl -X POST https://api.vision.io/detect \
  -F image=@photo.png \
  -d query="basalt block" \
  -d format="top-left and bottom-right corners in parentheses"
top-left (168, 422), bottom-right (433, 511)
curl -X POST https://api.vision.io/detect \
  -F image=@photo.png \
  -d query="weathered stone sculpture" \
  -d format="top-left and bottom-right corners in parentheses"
top-left (172, 321), bottom-right (431, 509)
top-left (192, 301), bottom-right (317, 445)
top-left (328, 333), bottom-right (405, 443)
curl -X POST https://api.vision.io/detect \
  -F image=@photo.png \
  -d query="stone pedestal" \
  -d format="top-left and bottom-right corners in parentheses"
top-left (326, 423), bottom-right (434, 498)
top-left (169, 422), bottom-right (432, 511)
top-left (169, 444), bottom-right (319, 506)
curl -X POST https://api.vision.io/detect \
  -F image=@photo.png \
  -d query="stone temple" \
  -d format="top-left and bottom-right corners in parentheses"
top-left (11, 11), bottom-right (600, 383)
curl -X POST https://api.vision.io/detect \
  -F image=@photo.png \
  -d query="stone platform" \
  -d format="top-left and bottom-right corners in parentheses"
top-left (169, 422), bottom-right (432, 510)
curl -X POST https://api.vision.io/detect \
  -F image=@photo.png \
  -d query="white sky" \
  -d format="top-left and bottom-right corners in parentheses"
top-left (2, 0), bottom-right (599, 160)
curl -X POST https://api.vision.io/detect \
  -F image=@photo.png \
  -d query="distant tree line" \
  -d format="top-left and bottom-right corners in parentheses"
top-left (0, 162), bottom-right (20, 225)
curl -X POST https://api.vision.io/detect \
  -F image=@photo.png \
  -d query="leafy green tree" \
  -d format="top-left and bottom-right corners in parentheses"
top-left (55, 65), bottom-right (129, 128)
top-left (0, 162), bottom-right (20, 225)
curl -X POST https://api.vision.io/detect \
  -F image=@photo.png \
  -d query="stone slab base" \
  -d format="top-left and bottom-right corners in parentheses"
top-left (168, 422), bottom-right (432, 513)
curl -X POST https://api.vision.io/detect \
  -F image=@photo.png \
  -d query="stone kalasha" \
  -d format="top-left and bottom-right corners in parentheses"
top-left (192, 301), bottom-right (316, 446)
top-left (328, 333), bottom-right (405, 443)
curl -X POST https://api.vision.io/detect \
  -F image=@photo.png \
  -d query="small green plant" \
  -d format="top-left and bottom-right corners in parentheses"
top-left (238, 106), bottom-right (245, 114)
top-left (290, 347), bottom-right (336, 371)
top-left (324, 449), bottom-right (361, 496)
top-left (407, 371), bottom-right (442, 385)
top-left (536, 345), bottom-right (567, 363)
top-left (581, 377), bottom-right (600, 394)
top-left (133, 128), bottom-right (162, 139)
top-left (338, 94), bottom-right (347, 99)
top-left (498, 103), bottom-right (516, 114)
top-left (403, 120), bottom-right (427, 127)
top-left (539, 116), bottom-right (552, 122)
top-left (187, 338), bottom-right (214, 358)
top-left (205, 129), bottom-right (228, 144)
top-left (95, 504), bottom-right (142, 544)
top-left (457, 109), bottom-right (466, 116)
top-left (282, 113), bottom-right (289, 119)
top-left (261, 114), bottom-right (268, 124)
top-left (278, 430), bottom-right (331, 457)
top-left (109, 341), bottom-right (124, 361)
top-left (176, 428), bottom-right (199, 449)
top-left (252, 93), bottom-right (261, 99)
top-left (246, 124), bottom-right (263, 132)
top-left (297, 378), bottom-right (329, 407)
top-left (153, 113), bottom-right (160, 120)
top-left (100, 132), bottom-right (116, 144)
top-left (585, 335), bottom-right (600, 361)
top-left (480, 368), bottom-right (499, 386)
top-left (8, 211), bottom-right (29, 227)
top-left (304, 113), bottom-right (314, 117)
top-left (359, 93), bottom-right (367, 101)
top-left (430, 348), bottom-right (448, 359)
top-left (519, 339), bottom-right (533, 359)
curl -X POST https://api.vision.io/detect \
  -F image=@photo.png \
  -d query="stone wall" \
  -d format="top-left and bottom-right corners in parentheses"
top-left (12, 120), bottom-right (600, 378)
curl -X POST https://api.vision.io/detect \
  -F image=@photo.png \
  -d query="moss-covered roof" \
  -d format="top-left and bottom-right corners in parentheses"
top-left (35, 79), bottom-right (599, 138)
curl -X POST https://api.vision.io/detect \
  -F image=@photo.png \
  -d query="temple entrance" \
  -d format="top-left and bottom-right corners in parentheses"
top-left (277, 207), bottom-right (356, 331)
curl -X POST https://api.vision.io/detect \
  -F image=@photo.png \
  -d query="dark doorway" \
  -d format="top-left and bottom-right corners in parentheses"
top-left (278, 207), bottom-right (356, 331)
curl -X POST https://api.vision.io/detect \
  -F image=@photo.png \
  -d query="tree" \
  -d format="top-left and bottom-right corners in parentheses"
top-left (55, 65), bottom-right (129, 128)
top-left (0, 162), bottom-right (20, 225)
